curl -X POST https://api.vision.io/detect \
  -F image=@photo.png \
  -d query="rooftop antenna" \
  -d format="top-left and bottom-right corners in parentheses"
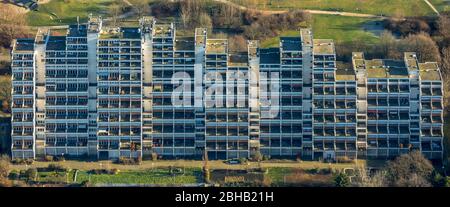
top-left (77, 16), bottom-right (80, 30)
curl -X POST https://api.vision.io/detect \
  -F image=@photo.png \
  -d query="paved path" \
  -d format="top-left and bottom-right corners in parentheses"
top-left (212, 0), bottom-right (386, 19)
top-left (10, 160), bottom-right (365, 171)
top-left (423, 0), bottom-right (440, 15)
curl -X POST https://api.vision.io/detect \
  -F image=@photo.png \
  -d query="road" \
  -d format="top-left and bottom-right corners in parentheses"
top-left (423, 0), bottom-right (440, 15)
top-left (212, 0), bottom-right (386, 19)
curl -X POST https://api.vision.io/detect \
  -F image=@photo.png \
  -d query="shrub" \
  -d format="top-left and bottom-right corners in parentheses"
top-left (151, 152), bottom-right (158, 161)
top-left (336, 156), bottom-right (354, 164)
top-left (25, 159), bottom-right (34, 165)
top-left (11, 158), bottom-right (34, 165)
top-left (239, 157), bottom-right (248, 165)
top-left (116, 157), bottom-right (141, 165)
top-left (80, 180), bottom-right (92, 187)
top-left (47, 163), bottom-right (67, 172)
top-left (8, 170), bottom-right (19, 180)
top-left (44, 155), bottom-right (54, 162)
top-left (54, 156), bottom-right (65, 162)
top-left (11, 158), bottom-right (25, 165)
top-left (0, 158), bottom-right (9, 178)
top-left (334, 172), bottom-right (350, 187)
top-left (251, 151), bottom-right (263, 162)
top-left (385, 151), bottom-right (434, 187)
top-left (23, 168), bottom-right (37, 181)
top-left (431, 172), bottom-right (448, 187)
top-left (262, 155), bottom-right (270, 161)
top-left (89, 168), bottom-right (119, 175)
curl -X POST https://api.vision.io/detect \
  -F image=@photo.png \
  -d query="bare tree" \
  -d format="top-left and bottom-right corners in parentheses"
top-left (379, 30), bottom-right (401, 59)
top-left (354, 167), bottom-right (388, 187)
top-left (109, 3), bottom-right (122, 27)
top-left (180, 0), bottom-right (193, 28)
top-left (385, 151), bottom-right (434, 187)
top-left (198, 12), bottom-right (213, 30)
top-left (437, 16), bottom-right (450, 38)
top-left (0, 5), bottom-right (29, 48)
top-left (228, 35), bottom-right (247, 52)
top-left (135, 1), bottom-right (150, 19)
top-left (0, 77), bottom-right (11, 113)
top-left (400, 33), bottom-right (441, 62)
top-left (440, 47), bottom-right (450, 109)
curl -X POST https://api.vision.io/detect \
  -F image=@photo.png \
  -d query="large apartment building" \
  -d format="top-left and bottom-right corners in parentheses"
top-left (11, 17), bottom-right (444, 161)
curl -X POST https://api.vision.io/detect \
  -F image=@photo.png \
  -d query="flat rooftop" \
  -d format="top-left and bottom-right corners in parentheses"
top-left (14, 38), bottom-right (35, 52)
top-left (153, 24), bottom-right (173, 37)
top-left (281, 37), bottom-right (302, 51)
top-left (336, 68), bottom-right (356, 81)
top-left (365, 59), bottom-right (409, 78)
top-left (195, 28), bottom-right (207, 45)
top-left (313, 39), bottom-right (334, 54)
top-left (404, 52), bottom-right (419, 70)
top-left (99, 27), bottom-right (141, 39)
top-left (419, 62), bottom-right (441, 81)
top-left (175, 37), bottom-right (195, 51)
top-left (260, 48), bottom-right (280, 64)
top-left (46, 36), bottom-right (66, 51)
top-left (206, 39), bottom-right (227, 54)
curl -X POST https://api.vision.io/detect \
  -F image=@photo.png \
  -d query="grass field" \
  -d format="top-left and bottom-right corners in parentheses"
top-left (26, 0), bottom-right (120, 26)
top-left (429, 0), bottom-right (450, 12)
top-left (75, 168), bottom-right (202, 185)
top-left (261, 14), bottom-right (381, 48)
top-left (232, 0), bottom-right (436, 16)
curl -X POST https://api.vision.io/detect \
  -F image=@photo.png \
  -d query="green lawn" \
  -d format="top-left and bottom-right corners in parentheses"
top-left (232, 0), bottom-right (436, 16)
top-left (26, 0), bottom-right (120, 26)
top-left (312, 14), bottom-right (380, 43)
top-left (429, 0), bottom-right (450, 12)
top-left (37, 171), bottom-right (70, 183)
top-left (261, 14), bottom-right (380, 48)
top-left (266, 167), bottom-right (293, 184)
top-left (75, 168), bottom-right (203, 185)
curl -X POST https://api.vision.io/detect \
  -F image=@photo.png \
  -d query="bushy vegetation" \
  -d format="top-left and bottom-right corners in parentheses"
top-left (0, 155), bottom-right (10, 186)
top-left (47, 163), bottom-right (68, 172)
top-left (11, 158), bottom-right (34, 165)
top-left (333, 172), bottom-right (350, 187)
top-left (89, 168), bottom-right (120, 175)
top-left (354, 151), bottom-right (443, 187)
top-left (116, 156), bottom-right (142, 165)
top-left (230, 0), bottom-right (436, 17)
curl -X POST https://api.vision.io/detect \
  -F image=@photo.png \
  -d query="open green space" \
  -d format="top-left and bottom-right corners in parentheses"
top-left (26, 0), bottom-right (120, 26)
top-left (75, 168), bottom-right (203, 185)
top-left (231, 0), bottom-right (436, 16)
top-left (261, 14), bottom-right (381, 48)
top-left (429, 0), bottom-right (450, 12)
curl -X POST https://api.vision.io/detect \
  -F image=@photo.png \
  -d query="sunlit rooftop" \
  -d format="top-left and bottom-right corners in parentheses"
top-left (206, 39), bottom-right (227, 54)
top-left (419, 62), bottom-right (441, 81)
top-left (313, 39), bottom-right (334, 54)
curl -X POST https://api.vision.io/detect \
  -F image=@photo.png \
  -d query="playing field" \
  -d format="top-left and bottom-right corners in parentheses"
top-left (429, 0), bottom-right (450, 12)
top-left (231, 0), bottom-right (437, 16)
top-left (261, 14), bottom-right (381, 48)
top-left (26, 0), bottom-right (119, 26)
